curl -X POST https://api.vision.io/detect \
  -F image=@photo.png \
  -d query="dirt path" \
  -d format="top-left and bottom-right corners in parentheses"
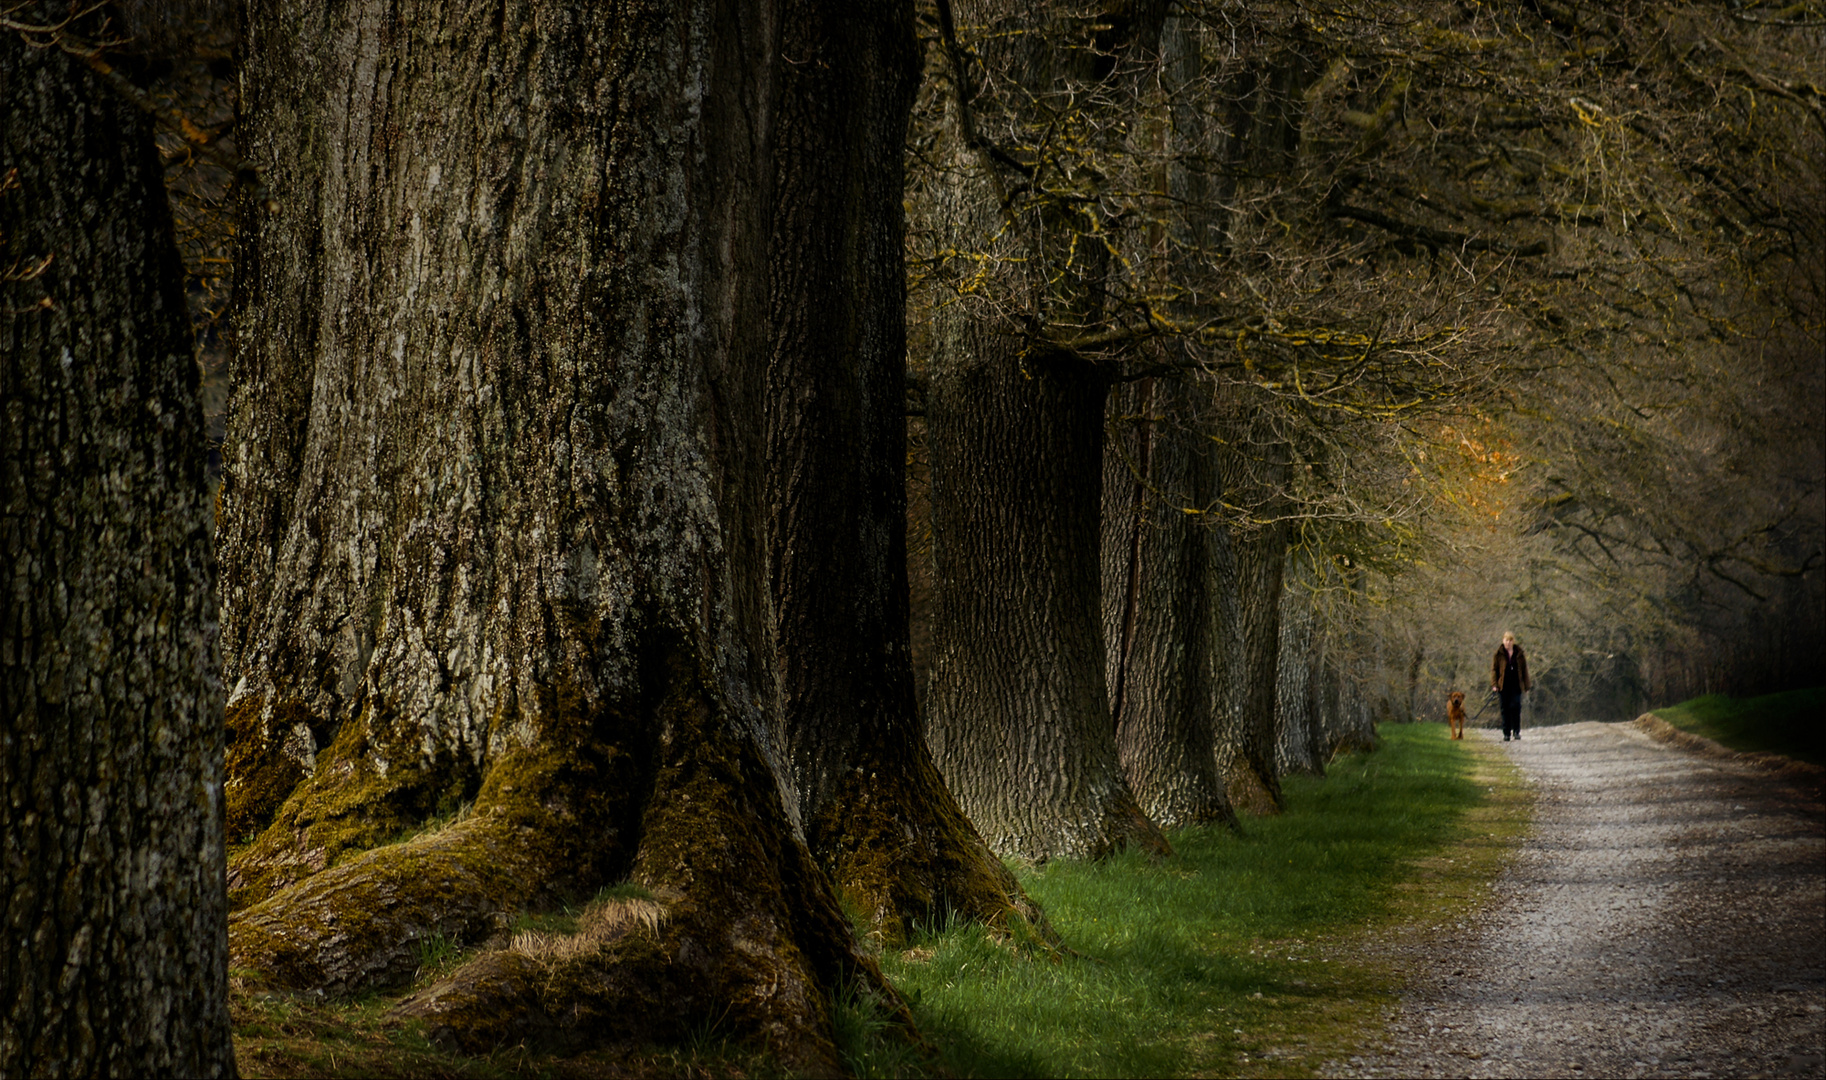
top-left (1330, 721), bottom-right (1826, 1079)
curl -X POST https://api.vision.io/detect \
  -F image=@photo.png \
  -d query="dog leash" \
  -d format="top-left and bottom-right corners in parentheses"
top-left (1471, 690), bottom-right (1499, 721)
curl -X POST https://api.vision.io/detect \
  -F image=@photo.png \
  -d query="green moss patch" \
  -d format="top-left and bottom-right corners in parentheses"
top-left (224, 696), bottom-right (307, 845)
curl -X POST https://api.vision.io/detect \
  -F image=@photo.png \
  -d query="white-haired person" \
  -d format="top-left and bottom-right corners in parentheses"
top-left (1491, 631), bottom-right (1531, 741)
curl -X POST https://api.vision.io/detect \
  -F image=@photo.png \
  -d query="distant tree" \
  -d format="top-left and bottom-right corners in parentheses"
top-left (1, 11), bottom-right (235, 1077)
top-left (907, 0), bottom-right (1511, 831)
top-left (1274, 552), bottom-right (1328, 776)
top-left (1101, 378), bottom-right (1236, 829)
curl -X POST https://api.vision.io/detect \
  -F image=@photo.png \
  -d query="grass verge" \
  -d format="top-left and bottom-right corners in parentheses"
top-left (1649, 688), bottom-right (1825, 767)
top-left (232, 724), bottom-right (1530, 1078)
top-left (864, 724), bottom-right (1531, 1078)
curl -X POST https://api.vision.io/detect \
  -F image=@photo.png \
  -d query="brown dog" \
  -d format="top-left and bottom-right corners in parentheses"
top-left (1447, 691), bottom-right (1467, 740)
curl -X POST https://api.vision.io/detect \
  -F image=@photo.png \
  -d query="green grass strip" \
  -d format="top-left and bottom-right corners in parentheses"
top-left (231, 724), bottom-right (1530, 1078)
top-left (1651, 687), bottom-right (1825, 767)
top-left (863, 724), bottom-right (1530, 1079)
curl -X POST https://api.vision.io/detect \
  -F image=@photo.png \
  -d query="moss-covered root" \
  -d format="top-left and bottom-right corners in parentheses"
top-left (229, 811), bottom-right (533, 994)
top-left (809, 748), bottom-right (1055, 948)
top-left (1108, 788), bottom-right (1177, 859)
top-left (394, 694), bottom-right (919, 1072)
top-left (229, 732), bottom-right (632, 995)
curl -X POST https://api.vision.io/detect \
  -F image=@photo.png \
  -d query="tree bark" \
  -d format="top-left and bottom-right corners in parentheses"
top-left (2, 23), bottom-right (236, 1078)
top-left (1101, 379), bottom-right (1236, 829)
top-left (1317, 576), bottom-right (1379, 757)
top-left (219, 0), bottom-right (903, 1065)
top-left (1274, 554), bottom-right (1326, 777)
top-left (765, 0), bottom-right (1043, 942)
top-left (921, 0), bottom-right (1171, 863)
top-left (1211, 518), bottom-right (1288, 814)
top-left (927, 341), bottom-right (1168, 860)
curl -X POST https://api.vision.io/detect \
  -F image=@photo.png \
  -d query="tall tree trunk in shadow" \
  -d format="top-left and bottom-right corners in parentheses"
top-left (1212, 518), bottom-right (1289, 814)
top-left (921, 0), bottom-right (1171, 863)
top-left (1102, 379), bottom-right (1236, 829)
top-left (927, 343), bottom-right (1167, 859)
top-left (218, 0), bottom-right (906, 1065)
top-left (766, 0), bottom-right (1045, 943)
top-left (1274, 553), bottom-right (1326, 777)
top-left (1317, 569), bottom-right (1379, 757)
top-left (2, 20), bottom-right (236, 1077)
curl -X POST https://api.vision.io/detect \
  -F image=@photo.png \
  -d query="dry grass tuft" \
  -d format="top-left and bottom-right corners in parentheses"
top-left (508, 897), bottom-right (668, 965)
top-left (578, 896), bottom-right (667, 938)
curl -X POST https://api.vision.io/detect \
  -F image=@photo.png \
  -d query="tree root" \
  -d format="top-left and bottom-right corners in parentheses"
top-left (1224, 763), bottom-right (1283, 816)
top-left (228, 666), bottom-right (917, 1068)
top-left (808, 743), bottom-right (1055, 948)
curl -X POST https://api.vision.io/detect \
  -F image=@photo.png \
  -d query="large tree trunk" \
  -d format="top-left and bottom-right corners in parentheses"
top-left (1274, 554), bottom-right (1326, 777)
top-left (921, 0), bottom-right (1170, 863)
top-left (218, 0), bottom-right (901, 1065)
top-left (1211, 518), bottom-right (1288, 814)
top-left (766, 0), bottom-right (1043, 941)
top-left (927, 340), bottom-right (1166, 860)
top-left (1, 24), bottom-right (236, 1078)
top-left (1101, 379), bottom-right (1236, 829)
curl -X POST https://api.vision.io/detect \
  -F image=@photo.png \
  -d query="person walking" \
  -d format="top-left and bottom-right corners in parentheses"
top-left (1491, 631), bottom-right (1530, 741)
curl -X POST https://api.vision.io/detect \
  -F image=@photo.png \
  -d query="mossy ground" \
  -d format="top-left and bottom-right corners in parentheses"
top-left (231, 724), bottom-right (1529, 1077)
top-left (1651, 687), bottom-right (1826, 766)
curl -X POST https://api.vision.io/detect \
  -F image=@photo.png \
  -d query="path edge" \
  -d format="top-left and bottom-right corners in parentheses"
top-left (1631, 714), bottom-right (1826, 783)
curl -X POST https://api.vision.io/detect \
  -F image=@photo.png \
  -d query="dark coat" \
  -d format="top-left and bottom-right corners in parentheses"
top-left (1492, 644), bottom-right (1530, 693)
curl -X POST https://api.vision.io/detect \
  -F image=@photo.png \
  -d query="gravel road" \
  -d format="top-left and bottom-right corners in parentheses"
top-left (1330, 721), bottom-right (1826, 1079)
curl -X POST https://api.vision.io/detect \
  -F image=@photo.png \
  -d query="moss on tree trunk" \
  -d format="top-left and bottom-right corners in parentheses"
top-left (219, 0), bottom-right (917, 1064)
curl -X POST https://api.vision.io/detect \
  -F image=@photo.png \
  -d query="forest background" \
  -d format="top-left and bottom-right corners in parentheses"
top-left (3, 0), bottom-right (1821, 1075)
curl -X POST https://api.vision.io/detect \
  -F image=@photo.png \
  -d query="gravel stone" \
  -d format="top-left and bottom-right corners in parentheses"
top-left (1327, 721), bottom-right (1826, 1079)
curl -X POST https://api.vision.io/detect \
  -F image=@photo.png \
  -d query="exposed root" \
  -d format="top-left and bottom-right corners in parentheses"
top-left (389, 692), bottom-right (915, 1072)
top-left (230, 811), bottom-right (540, 995)
top-left (1109, 790), bottom-right (1177, 859)
top-left (228, 711), bottom-right (642, 993)
top-left (232, 657), bottom-right (919, 1069)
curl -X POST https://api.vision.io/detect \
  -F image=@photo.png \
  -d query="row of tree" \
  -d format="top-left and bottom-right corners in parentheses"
top-left (5, 0), bottom-right (1819, 1073)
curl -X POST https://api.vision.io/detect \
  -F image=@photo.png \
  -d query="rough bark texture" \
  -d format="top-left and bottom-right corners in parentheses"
top-left (218, 0), bottom-right (901, 1065)
top-left (1101, 380), bottom-right (1236, 830)
top-left (1323, 636), bottom-right (1380, 757)
top-left (1313, 584), bottom-right (1378, 759)
top-left (923, 0), bottom-right (1170, 862)
top-left (927, 342), bottom-right (1167, 860)
top-left (1273, 556), bottom-right (1326, 777)
top-left (765, 0), bottom-right (1042, 941)
top-left (1210, 518), bottom-right (1288, 815)
top-left (2, 25), bottom-right (236, 1078)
